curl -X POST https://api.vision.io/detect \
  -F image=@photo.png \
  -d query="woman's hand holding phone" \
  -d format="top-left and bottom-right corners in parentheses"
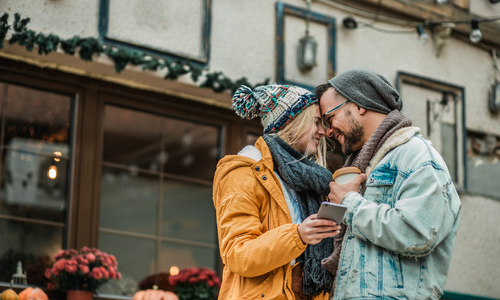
top-left (297, 214), bottom-right (341, 245)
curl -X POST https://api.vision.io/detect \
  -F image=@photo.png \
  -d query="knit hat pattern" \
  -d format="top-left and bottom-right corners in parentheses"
top-left (231, 84), bottom-right (318, 134)
top-left (328, 69), bottom-right (403, 114)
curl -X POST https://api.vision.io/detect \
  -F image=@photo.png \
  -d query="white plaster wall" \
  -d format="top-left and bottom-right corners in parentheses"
top-left (108, 0), bottom-right (203, 57)
top-left (1, 0), bottom-right (98, 38)
top-left (470, 0), bottom-right (500, 18)
top-left (445, 194), bottom-right (500, 297)
top-left (210, 0), bottom-right (277, 85)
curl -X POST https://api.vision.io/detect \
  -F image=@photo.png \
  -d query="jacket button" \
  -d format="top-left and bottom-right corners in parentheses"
top-left (369, 178), bottom-right (374, 183)
top-left (262, 175), bottom-right (267, 180)
top-left (340, 271), bottom-right (347, 276)
top-left (261, 294), bottom-right (265, 297)
top-left (255, 166), bottom-right (260, 171)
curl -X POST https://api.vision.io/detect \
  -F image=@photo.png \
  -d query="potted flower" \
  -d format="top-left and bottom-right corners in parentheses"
top-left (44, 247), bottom-right (121, 300)
top-left (168, 267), bottom-right (220, 300)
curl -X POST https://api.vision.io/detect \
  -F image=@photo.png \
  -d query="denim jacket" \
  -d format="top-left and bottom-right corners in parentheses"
top-left (334, 127), bottom-right (461, 300)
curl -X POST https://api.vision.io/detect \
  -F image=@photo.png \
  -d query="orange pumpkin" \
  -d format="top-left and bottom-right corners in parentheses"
top-left (132, 285), bottom-right (178, 300)
top-left (18, 288), bottom-right (48, 300)
top-left (1, 289), bottom-right (19, 300)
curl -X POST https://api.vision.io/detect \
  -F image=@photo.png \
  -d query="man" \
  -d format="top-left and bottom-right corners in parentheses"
top-left (315, 69), bottom-right (461, 300)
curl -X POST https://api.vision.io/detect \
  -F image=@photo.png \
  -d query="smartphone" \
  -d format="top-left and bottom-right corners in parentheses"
top-left (316, 202), bottom-right (347, 224)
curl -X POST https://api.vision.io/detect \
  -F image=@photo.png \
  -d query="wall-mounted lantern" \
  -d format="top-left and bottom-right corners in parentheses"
top-left (297, 0), bottom-right (317, 73)
top-left (297, 34), bottom-right (317, 72)
top-left (490, 81), bottom-right (500, 113)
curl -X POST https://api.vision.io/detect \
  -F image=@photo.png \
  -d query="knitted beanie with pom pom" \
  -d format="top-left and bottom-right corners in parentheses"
top-left (231, 84), bottom-right (318, 134)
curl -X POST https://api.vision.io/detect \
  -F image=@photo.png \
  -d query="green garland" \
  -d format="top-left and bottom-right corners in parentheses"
top-left (0, 13), bottom-right (269, 94)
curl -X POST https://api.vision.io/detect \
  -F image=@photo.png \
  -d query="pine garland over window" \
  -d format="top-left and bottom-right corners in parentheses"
top-left (0, 13), bottom-right (269, 94)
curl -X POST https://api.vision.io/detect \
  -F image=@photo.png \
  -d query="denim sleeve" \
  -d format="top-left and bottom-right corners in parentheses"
top-left (342, 165), bottom-right (460, 257)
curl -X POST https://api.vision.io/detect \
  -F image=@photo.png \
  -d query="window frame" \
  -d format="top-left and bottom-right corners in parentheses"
top-left (98, 0), bottom-right (212, 67)
top-left (275, 1), bottom-right (337, 91)
top-left (395, 71), bottom-right (467, 191)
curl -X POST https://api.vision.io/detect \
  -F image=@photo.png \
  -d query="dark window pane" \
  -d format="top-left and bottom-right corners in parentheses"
top-left (103, 106), bottom-right (162, 170)
top-left (4, 84), bottom-right (71, 152)
top-left (158, 242), bottom-right (217, 275)
top-left (163, 119), bottom-right (219, 181)
top-left (97, 232), bottom-right (156, 296)
top-left (0, 218), bottom-right (62, 286)
top-left (0, 82), bottom-right (73, 287)
top-left (99, 104), bottom-right (220, 298)
top-left (162, 179), bottom-right (215, 244)
top-left (100, 167), bottom-right (159, 235)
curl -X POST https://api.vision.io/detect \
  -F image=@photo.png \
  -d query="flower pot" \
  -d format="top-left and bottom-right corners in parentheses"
top-left (66, 290), bottom-right (93, 300)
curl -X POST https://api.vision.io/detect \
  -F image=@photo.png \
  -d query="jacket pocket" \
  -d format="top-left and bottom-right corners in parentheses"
top-left (365, 168), bottom-right (397, 206)
top-left (237, 271), bottom-right (275, 299)
top-left (390, 252), bottom-right (404, 288)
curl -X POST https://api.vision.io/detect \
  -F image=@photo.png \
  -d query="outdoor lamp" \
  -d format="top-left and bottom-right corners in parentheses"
top-left (490, 81), bottom-right (500, 113)
top-left (416, 25), bottom-right (429, 45)
top-left (469, 19), bottom-right (482, 43)
top-left (297, 34), bottom-right (317, 72)
top-left (342, 17), bottom-right (358, 29)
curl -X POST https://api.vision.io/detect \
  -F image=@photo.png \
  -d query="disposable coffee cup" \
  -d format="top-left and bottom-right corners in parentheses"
top-left (332, 167), bottom-right (361, 185)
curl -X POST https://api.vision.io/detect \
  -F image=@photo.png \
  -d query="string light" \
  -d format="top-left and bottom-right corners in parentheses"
top-left (340, 16), bottom-right (500, 46)
top-left (469, 19), bottom-right (482, 43)
top-left (416, 25), bottom-right (430, 45)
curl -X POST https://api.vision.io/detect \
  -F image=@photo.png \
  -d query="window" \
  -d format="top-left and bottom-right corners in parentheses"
top-left (0, 82), bottom-right (74, 287)
top-left (97, 105), bottom-right (220, 296)
top-left (396, 72), bottom-right (466, 190)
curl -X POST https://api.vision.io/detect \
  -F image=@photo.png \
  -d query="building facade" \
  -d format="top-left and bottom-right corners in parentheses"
top-left (0, 0), bottom-right (499, 299)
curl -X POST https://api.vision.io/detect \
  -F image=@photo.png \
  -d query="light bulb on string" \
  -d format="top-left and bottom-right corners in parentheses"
top-left (416, 25), bottom-right (429, 45)
top-left (469, 19), bottom-right (482, 43)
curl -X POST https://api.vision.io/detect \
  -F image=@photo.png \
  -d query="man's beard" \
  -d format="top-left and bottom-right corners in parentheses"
top-left (341, 111), bottom-right (364, 155)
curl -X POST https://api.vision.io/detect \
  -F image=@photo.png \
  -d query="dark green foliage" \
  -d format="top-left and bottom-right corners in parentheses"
top-left (0, 13), bottom-right (10, 48)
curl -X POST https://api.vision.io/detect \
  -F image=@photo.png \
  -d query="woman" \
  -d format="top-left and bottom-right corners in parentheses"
top-left (213, 84), bottom-right (341, 300)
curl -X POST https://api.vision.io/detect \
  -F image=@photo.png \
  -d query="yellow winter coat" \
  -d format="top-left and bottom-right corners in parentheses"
top-left (213, 137), bottom-right (329, 300)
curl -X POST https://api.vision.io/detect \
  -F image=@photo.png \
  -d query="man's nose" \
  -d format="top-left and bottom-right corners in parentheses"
top-left (326, 127), bottom-right (335, 138)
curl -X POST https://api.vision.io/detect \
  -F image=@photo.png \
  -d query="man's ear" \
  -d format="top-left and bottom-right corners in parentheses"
top-left (356, 105), bottom-right (367, 115)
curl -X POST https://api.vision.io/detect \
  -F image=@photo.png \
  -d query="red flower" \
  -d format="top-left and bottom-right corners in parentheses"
top-left (108, 268), bottom-right (116, 279)
top-left (47, 283), bottom-right (55, 290)
top-left (198, 274), bottom-right (208, 281)
top-left (80, 246), bottom-right (92, 253)
top-left (65, 264), bottom-right (78, 274)
top-left (100, 266), bottom-right (109, 279)
top-left (92, 267), bottom-right (103, 280)
top-left (51, 266), bottom-right (60, 276)
top-left (47, 247), bottom-right (121, 293)
top-left (54, 259), bottom-right (66, 271)
top-left (54, 250), bottom-right (69, 260)
top-left (188, 277), bottom-right (198, 284)
top-left (79, 264), bottom-right (89, 274)
top-left (86, 253), bottom-right (96, 262)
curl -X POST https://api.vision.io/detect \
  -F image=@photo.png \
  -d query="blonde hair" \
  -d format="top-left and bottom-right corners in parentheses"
top-left (269, 104), bottom-right (327, 167)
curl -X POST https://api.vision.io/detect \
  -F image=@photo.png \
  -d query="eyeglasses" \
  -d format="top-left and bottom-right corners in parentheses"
top-left (321, 100), bottom-right (348, 128)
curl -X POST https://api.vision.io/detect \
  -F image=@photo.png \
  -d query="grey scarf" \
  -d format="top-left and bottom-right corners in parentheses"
top-left (321, 110), bottom-right (412, 297)
top-left (263, 134), bottom-right (334, 297)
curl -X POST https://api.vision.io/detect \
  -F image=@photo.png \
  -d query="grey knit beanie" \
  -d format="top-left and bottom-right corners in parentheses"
top-left (327, 69), bottom-right (402, 114)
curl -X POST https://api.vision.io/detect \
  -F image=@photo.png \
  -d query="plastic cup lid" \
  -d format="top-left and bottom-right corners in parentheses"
top-left (332, 167), bottom-right (361, 180)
